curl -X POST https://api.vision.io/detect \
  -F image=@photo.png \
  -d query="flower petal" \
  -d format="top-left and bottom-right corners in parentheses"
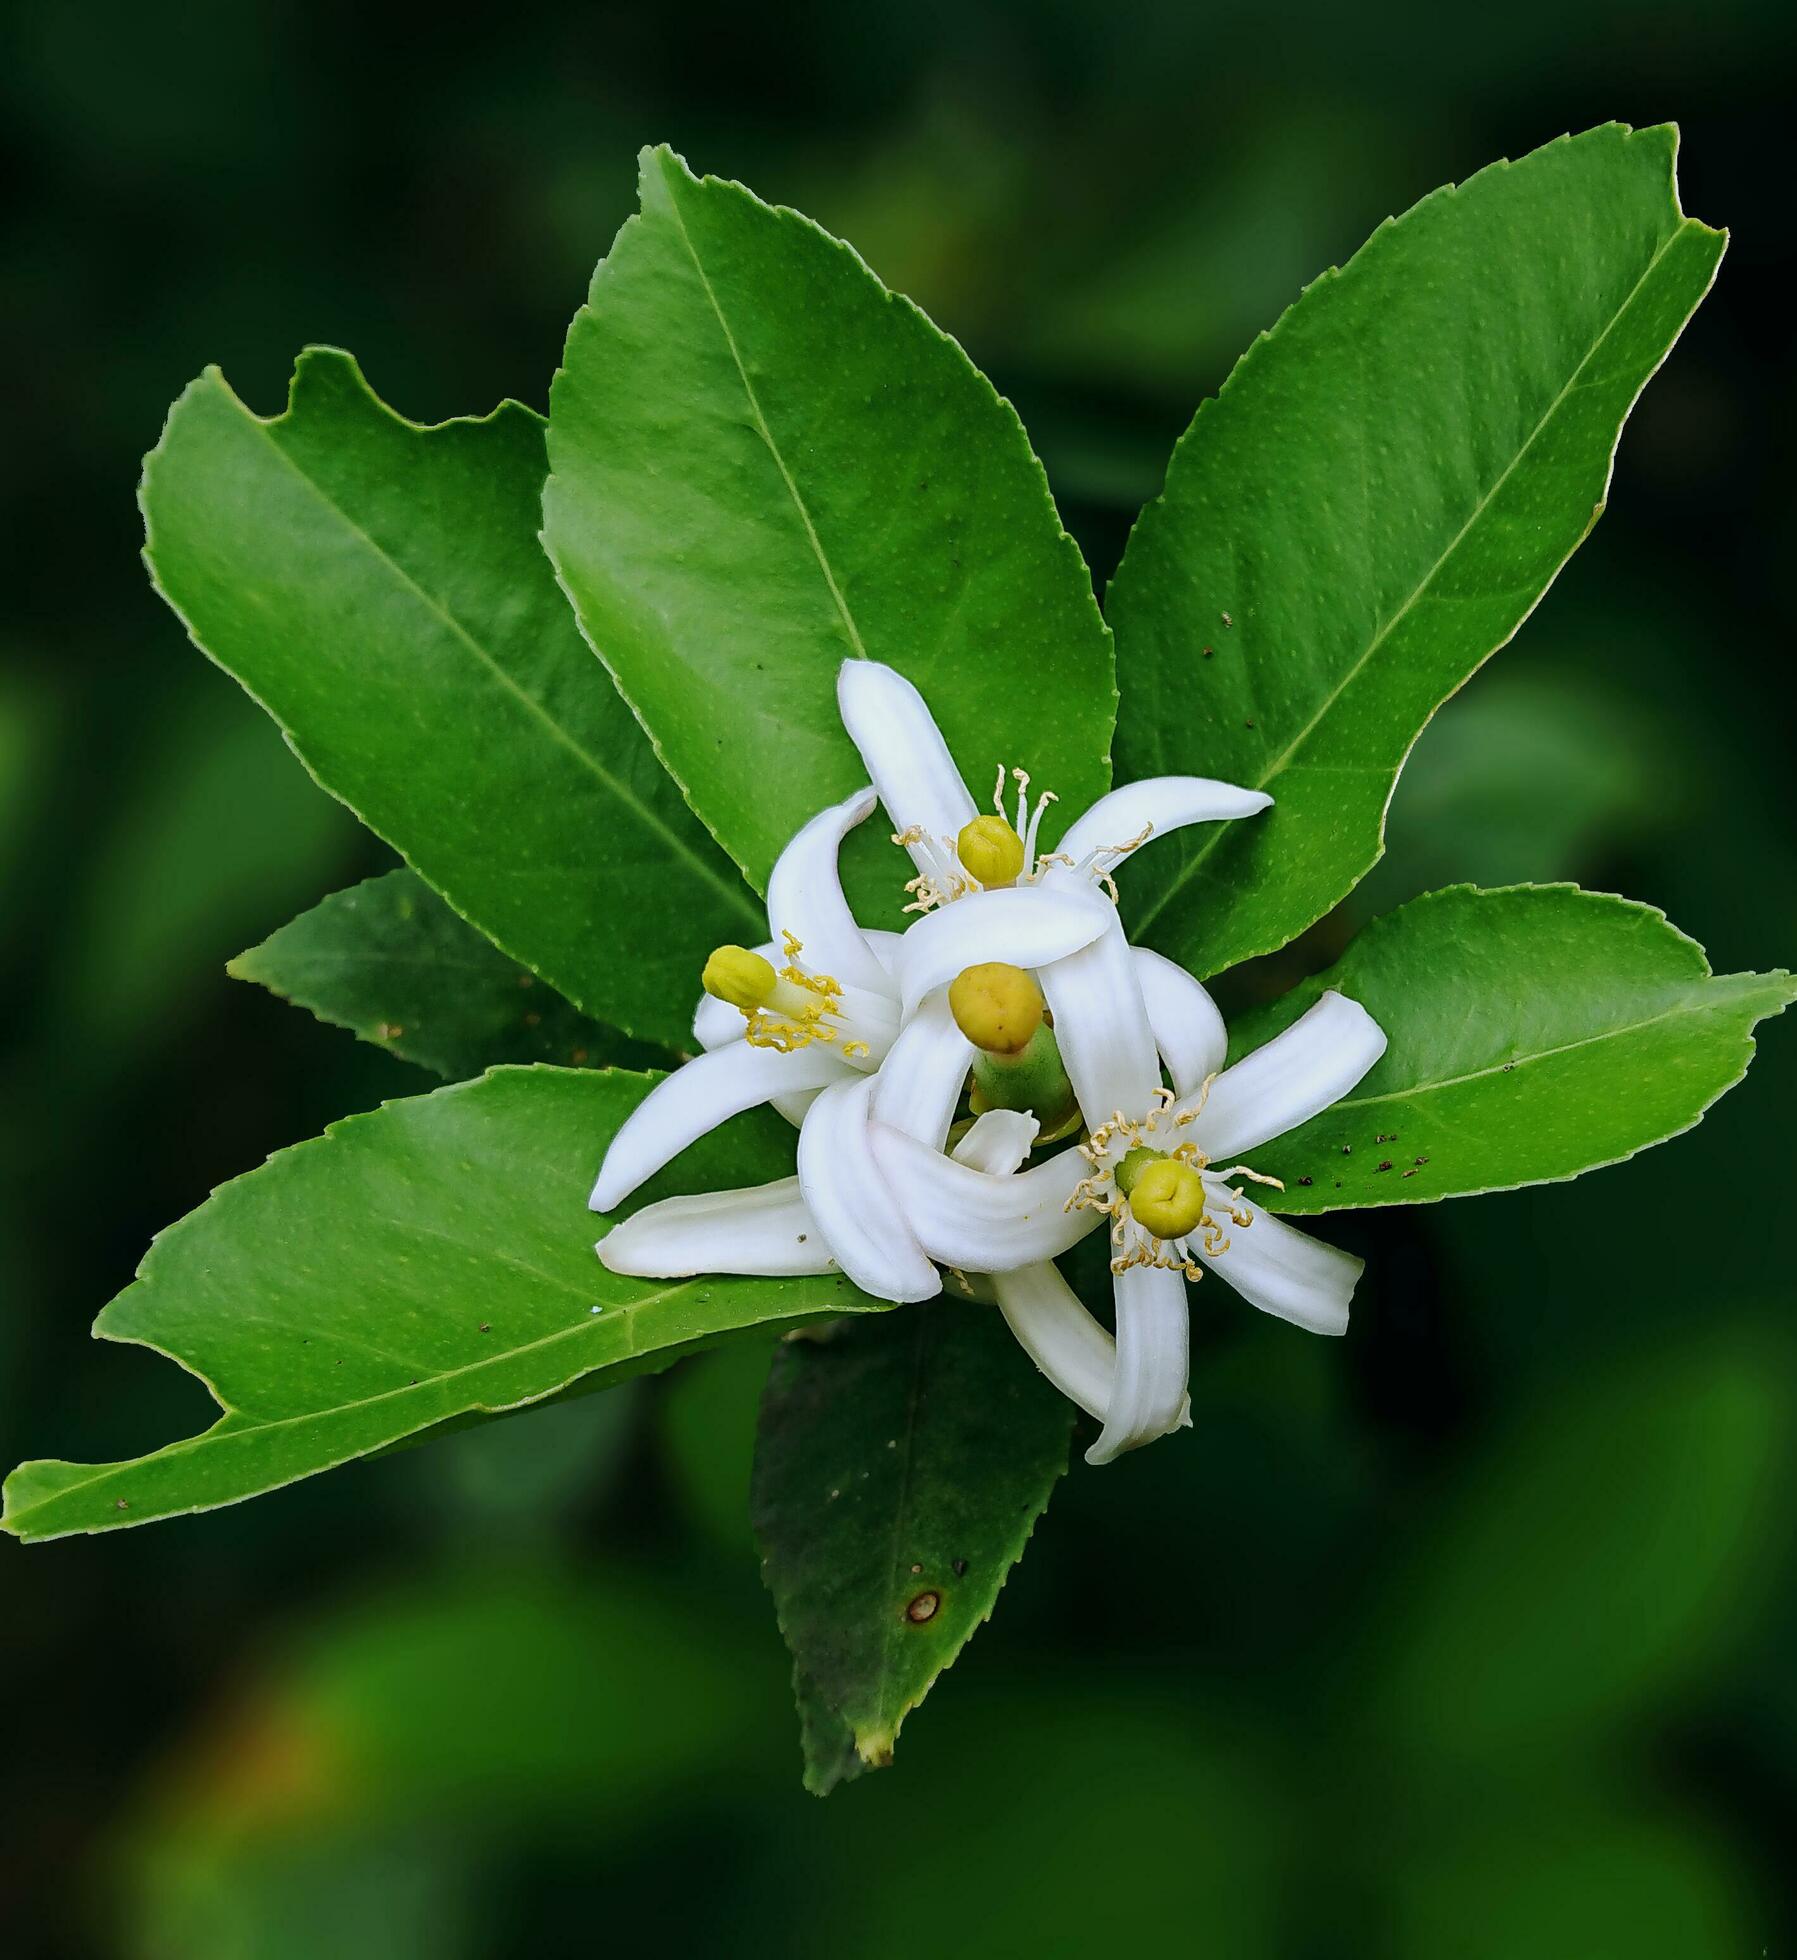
top-left (797, 1075), bottom-right (941, 1303)
top-left (893, 883), bottom-right (1113, 1016)
top-left (951, 1109), bottom-right (1039, 1174)
top-left (868, 1123), bottom-right (1095, 1271)
top-left (1085, 1262), bottom-right (1190, 1465)
top-left (1134, 947), bottom-right (1227, 1097)
top-left (836, 659), bottom-right (976, 867)
top-left (1197, 1188), bottom-right (1361, 1334)
top-left (992, 1260), bottom-right (1117, 1423)
top-left (766, 786), bottom-right (891, 995)
top-left (597, 1178), bottom-right (834, 1278)
top-left (869, 990), bottom-right (974, 1150)
top-left (1038, 914), bottom-right (1159, 1128)
top-left (1055, 776), bottom-right (1271, 870)
top-left (1187, 990), bottom-right (1387, 1159)
top-left (591, 1043), bottom-right (851, 1211)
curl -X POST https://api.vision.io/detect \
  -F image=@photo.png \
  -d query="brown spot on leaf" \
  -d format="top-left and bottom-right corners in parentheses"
top-left (906, 1591), bottom-right (941, 1624)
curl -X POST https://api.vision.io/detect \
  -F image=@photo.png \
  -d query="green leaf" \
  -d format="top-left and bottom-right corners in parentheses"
top-left (231, 870), bottom-right (669, 1081)
top-left (2, 1069), bottom-right (881, 1543)
top-left (1110, 123), bottom-right (1725, 977)
top-left (750, 1303), bottom-right (1072, 1789)
top-left (543, 146), bottom-right (1115, 905)
top-left (1233, 885), bottom-right (1793, 1212)
top-left (140, 346), bottom-right (760, 1051)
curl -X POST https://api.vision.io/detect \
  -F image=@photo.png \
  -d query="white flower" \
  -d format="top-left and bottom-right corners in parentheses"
top-left (590, 782), bottom-right (1115, 1301)
top-left (867, 987), bottom-right (1387, 1463)
top-left (593, 654), bottom-right (1294, 1435)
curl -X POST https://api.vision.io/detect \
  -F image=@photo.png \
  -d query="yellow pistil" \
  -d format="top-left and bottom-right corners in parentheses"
top-left (704, 934), bottom-right (847, 1054)
top-left (957, 813), bottom-right (1026, 888)
top-left (702, 944), bottom-right (778, 1009)
top-left (1127, 1156), bottom-right (1207, 1240)
top-left (948, 962), bottom-right (1044, 1056)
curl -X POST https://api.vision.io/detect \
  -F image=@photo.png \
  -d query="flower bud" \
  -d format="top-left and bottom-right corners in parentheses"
top-left (956, 813), bottom-right (1026, 888)
top-left (948, 961), bottom-right (1045, 1056)
top-left (702, 943), bottom-right (777, 1009)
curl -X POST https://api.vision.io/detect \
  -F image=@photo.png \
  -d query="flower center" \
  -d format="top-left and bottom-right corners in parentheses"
top-left (956, 813), bottom-right (1025, 887)
top-left (1122, 1153), bottom-right (1206, 1239)
top-left (702, 933), bottom-right (868, 1057)
top-left (895, 765), bottom-right (1060, 913)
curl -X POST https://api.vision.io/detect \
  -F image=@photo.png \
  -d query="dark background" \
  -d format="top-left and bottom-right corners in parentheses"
top-left (3, 3), bottom-right (1794, 1954)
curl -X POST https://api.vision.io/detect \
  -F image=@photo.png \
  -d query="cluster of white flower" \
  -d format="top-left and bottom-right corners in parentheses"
top-left (592, 662), bottom-right (1387, 1463)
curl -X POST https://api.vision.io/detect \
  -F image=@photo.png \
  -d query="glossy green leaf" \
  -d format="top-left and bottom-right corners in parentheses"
top-left (1233, 885), bottom-right (1793, 1213)
top-left (231, 870), bottom-right (669, 1081)
top-left (141, 346), bottom-right (760, 1050)
top-left (1110, 123), bottom-right (1724, 977)
top-left (543, 146), bottom-right (1115, 906)
top-left (2, 1069), bottom-right (880, 1543)
top-left (750, 1303), bottom-right (1072, 1791)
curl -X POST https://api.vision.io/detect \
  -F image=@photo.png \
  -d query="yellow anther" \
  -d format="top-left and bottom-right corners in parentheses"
top-left (956, 813), bottom-right (1026, 888)
top-left (1128, 1156), bottom-right (1207, 1241)
top-left (948, 962), bottom-right (1044, 1056)
top-left (702, 944), bottom-right (777, 1009)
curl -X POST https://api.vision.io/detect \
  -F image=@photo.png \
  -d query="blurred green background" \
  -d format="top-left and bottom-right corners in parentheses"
top-left (4, 3), bottom-right (1795, 1954)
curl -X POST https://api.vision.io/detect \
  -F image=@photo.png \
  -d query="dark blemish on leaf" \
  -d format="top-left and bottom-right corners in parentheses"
top-left (953, 1558), bottom-right (968, 1577)
top-left (115, 1499), bottom-right (128, 1510)
top-left (909, 1562), bottom-right (923, 1575)
top-left (1502, 1062), bottom-right (1515, 1071)
top-left (1335, 1181), bottom-right (1343, 1188)
top-left (478, 1322), bottom-right (491, 1333)
top-left (1340, 1145), bottom-right (1352, 1155)
top-left (906, 1591), bottom-right (941, 1624)
top-left (1297, 1176), bottom-right (1313, 1186)
top-left (1402, 1169), bottom-right (1417, 1178)
top-left (1414, 1156), bottom-right (1429, 1166)
top-left (797, 1232), bottom-right (808, 1243)
top-left (1221, 611), bottom-right (1233, 627)
top-left (1375, 1132), bottom-right (1397, 1143)
top-left (1201, 645), bottom-right (1214, 659)
top-left (379, 1022), bottom-right (404, 1040)
top-left (523, 1011), bottom-right (542, 1027)
top-left (517, 974), bottom-right (534, 988)
top-left (1244, 720), bottom-right (1255, 728)
top-left (1376, 1161), bottom-right (1393, 1173)
top-left (570, 1048), bottom-right (589, 1065)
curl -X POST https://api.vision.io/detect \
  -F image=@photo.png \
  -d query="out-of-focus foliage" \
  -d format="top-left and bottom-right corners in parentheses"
top-left (3, 0), bottom-right (1794, 1952)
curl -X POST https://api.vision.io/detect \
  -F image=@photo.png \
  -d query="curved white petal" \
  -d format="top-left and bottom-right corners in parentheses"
top-left (993, 1260), bottom-right (1117, 1423)
top-left (797, 1075), bottom-right (941, 1303)
top-left (1085, 1262), bottom-right (1190, 1465)
top-left (591, 1044), bottom-right (851, 1212)
top-left (951, 1108), bottom-right (1039, 1174)
top-left (868, 1123), bottom-right (1095, 1271)
top-left (597, 1178), bottom-right (834, 1278)
top-left (863, 927), bottom-right (902, 976)
top-left (1055, 776), bottom-right (1272, 870)
top-left (1197, 1188), bottom-right (1361, 1334)
top-left (772, 1089), bottom-right (823, 1129)
top-left (1134, 947), bottom-right (1228, 1098)
top-left (836, 659), bottom-right (976, 866)
top-left (1187, 990), bottom-right (1387, 1159)
top-left (869, 991), bottom-right (974, 1150)
top-left (893, 883), bottom-right (1113, 1016)
top-left (1039, 915), bottom-right (1159, 1129)
top-left (766, 787), bottom-right (890, 995)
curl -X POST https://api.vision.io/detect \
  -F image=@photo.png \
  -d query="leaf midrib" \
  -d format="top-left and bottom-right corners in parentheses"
top-left (658, 165), bottom-right (871, 666)
top-left (231, 397), bottom-right (760, 930)
top-left (1331, 987), bottom-right (1751, 1114)
top-left (1132, 217), bottom-right (1693, 941)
